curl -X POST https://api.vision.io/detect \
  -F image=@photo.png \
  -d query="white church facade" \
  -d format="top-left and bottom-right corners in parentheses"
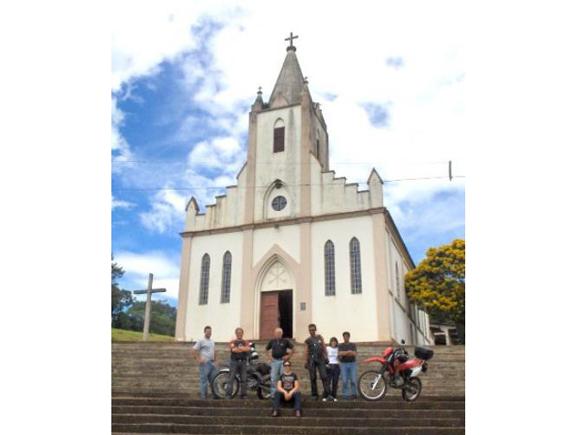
top-left (175, 38), bottom-right (432, 344)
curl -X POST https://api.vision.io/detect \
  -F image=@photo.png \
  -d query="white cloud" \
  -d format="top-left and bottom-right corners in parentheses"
top-left (111, 97), bottom-right (133, 165)
top-left (116, 250), bottom-right (180, 299)
top-left (139, 189), bottom-right (188, 233)
top-left (112, 196), bottom-right (136, 210)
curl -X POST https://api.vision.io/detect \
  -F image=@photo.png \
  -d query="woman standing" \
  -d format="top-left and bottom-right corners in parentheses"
top-left (326, 337), bottom-right (340, 401)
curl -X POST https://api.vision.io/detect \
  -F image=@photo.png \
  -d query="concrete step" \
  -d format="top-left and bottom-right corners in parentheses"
top-left (113, 414), bottom-right (464, 427)
top-left (111, 395), bottom-right (465, 434)
top-left (112, 397), bottom-right (465, 410)
top-left (112, 422), bottom-right (464, 434)
top-left (113, 405), bottom-right (465, 418)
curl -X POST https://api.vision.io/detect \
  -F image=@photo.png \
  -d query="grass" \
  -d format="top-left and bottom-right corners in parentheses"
top-left (112, 328), bottom-right (175, 342)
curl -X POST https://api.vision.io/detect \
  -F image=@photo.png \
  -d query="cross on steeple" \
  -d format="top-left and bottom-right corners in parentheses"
top-left (285, 32), bottom-right (299, 49)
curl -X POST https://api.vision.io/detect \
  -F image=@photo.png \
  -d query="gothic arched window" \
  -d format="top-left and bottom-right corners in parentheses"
top-left (221, 251), bottom-right (232, 303)
top-left (324, 240), bottom-right (336, 296)
top-left (349, 237), bottom-right (362, 294)
top-left (199, 253), bottom-right (210, 305)
top-left (273, 119), bottom-right (285, 153)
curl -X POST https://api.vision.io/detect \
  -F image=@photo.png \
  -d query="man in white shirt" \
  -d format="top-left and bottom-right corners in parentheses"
top-left (192, 325), bottom-right (218, 399)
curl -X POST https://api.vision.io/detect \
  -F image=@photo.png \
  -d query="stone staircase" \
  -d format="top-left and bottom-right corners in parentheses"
top-left (112, 342), bottom-right (465, 434)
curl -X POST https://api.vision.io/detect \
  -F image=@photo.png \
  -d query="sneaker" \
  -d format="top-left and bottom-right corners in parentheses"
top-left (295, 410), bottom-right (302, 417)
top-left (272, 410), bottom-right (280, 417)
top-left (322, 397), bottom-right (328, 402)
top-left (331, 396), bottom-right (338, 402)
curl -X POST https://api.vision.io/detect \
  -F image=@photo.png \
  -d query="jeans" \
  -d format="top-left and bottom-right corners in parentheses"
top-left (227, 359), bottom-right (247, 398)
top-left (307, 360), bottom-right (330, 398)
top-left (273, 391), bottom-right (302, 411)
top-left (340, 362), bottom-right (358, 398)
top-left (199, 360), bottom-right (216, 399)
top-left (327, 364), bottom-right (341, 398)
top-left (270, 359), bottom-right (284, 395)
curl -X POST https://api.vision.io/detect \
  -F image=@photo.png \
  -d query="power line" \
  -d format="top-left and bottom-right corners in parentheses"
top-left (112, 160), bottom-right (453, 166)
top-left (112, 175), bottom-right (465, 192)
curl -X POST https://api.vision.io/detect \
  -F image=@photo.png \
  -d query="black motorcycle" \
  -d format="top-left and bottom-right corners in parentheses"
top-left (211, 342), bottom-right (272, 400)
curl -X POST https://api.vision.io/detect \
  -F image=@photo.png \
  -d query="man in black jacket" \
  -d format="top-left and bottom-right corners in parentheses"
top-left (304, 323), bottom-right (330, 400)
top-left (226, 327), bottom-right (251, 399)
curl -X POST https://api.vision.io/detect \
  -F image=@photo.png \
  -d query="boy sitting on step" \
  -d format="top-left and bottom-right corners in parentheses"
top-left (272, 361), bottom-right (302, 417)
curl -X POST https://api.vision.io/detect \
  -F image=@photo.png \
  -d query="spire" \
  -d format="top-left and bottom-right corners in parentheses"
top-left (269, 33), bottom-right (305, 108)
top-left (252, 86), bottom-right (264, 111)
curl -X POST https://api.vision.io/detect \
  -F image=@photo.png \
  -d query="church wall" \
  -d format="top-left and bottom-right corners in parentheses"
top-left (386, 233), bottom-right (432, 345)
top-left (393, 300), bottom-right (413, 344)
top-left (252, 225), bottom-right (301, 267)
top-left (310, 156), bottom-right (372, 216)
top-left (184, 231), bottom-right (244, 342)
top-left (254, 105), bottom-right (302, 220)
top-left (185, 175), bottom-right (247, 232)
top-left (310, 214), bottom-right (379, 342)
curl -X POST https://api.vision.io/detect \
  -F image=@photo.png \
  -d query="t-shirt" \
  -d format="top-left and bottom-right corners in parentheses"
top-left (338, 342), bottom-right (357, 363)
top-left (192, 337), bottom-right (215, 362)
top-left (279, 372), bottom-right (298, 392)
top-left (305, 335), bottom-right (326, 362)
top-left (229, 339), bottom-right (250, 360)
top-left (266, 338), bottom-right (294, 359)
top-left (327, 346), bottom-right (339, 364)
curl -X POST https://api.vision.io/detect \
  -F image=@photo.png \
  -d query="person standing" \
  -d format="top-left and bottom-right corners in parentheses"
top-left (304, 323), bottom-right (330, 401)
top-left (326, 337), bottom-right (340, 401)
top-left (266, 327), bottom-right (294, 396)
top-left (226, 327), bottom-right (251, 399)
top-left (192, 325), bottom-right (219, 400)
top-left (338, 331), bottom-right (358, 400)
top-left (272, 361), bottom-right (302, 417)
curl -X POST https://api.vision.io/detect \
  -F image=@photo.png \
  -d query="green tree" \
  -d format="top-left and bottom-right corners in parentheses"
top-left (112, 256), bottom-right (133, 327)
top-left (126, 300), bottom-right (177, 336)
top-left (405, 239), bottom-right (465, 342)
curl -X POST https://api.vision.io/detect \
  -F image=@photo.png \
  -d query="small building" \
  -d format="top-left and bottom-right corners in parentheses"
top-left (175, 37), bottom-right (432, 344)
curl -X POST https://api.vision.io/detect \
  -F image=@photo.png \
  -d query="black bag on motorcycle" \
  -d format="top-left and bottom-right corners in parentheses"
top-left (414, 347), bottom-right (434, 360)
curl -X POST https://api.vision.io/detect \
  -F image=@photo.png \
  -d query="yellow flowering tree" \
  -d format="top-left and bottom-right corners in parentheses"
top-left (405, 239), bottom-right (465, 339)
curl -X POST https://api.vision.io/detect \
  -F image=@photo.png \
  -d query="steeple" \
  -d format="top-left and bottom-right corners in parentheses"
top-left (269, 33), bottom-right (305, 108)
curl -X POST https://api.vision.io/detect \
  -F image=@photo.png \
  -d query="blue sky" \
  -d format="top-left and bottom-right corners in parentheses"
top-left (112, 1), bottom-right (465, 305)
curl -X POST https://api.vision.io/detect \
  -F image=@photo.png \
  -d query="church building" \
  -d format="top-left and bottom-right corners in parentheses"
top-left (175, 36), bottom-right (432, 344)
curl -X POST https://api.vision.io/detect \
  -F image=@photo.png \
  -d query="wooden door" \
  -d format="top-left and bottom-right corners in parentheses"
top-left (259, 292), bottom-right (279, 340)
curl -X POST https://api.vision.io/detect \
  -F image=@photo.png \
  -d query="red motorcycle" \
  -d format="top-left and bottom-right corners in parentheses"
top-left (357, 340), bottom-right (434, 402)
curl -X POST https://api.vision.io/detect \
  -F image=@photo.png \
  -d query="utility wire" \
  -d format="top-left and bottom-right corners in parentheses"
top-left (112, 175), bottom-right (465, 192)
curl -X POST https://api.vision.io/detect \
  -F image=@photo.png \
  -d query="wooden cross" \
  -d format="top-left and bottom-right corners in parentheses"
top-left (132, 273), bottom-right (167, 341)
top-left (285, 32), bottom-right (299, 48)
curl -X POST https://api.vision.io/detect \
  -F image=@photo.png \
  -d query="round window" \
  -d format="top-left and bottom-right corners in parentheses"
top-left (271, 196), bottom-right (287, 211)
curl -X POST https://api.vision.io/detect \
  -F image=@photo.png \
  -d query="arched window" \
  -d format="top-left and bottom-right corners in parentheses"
top-left (273, 119), bottom-right (285, 153)
top-left (221, 251), bottom-right (232, 303)
top-left (349, 237), bottom-right (362, 294)
top-left (199, 253), bottom-right (210, 305)
top-left (324, 240), bottom-right (336, 296)
top-left (395, 262), bottom-right (400, 299)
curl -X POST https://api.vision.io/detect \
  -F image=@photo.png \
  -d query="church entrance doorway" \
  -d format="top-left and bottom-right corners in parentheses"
top-left (259, 290), bottom-right (293, 339)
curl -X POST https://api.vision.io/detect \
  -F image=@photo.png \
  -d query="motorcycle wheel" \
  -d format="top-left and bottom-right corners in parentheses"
top-left (256, 374), bottom-right (272, 400)
top-left (212, 369), bottom-right (239, 399)
top-left (358, 370), bottom-right (387, 401)
top-left (401, 377), bottom-right (422, 402)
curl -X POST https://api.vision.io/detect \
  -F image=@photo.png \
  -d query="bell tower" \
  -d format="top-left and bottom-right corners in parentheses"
top-left (243, 34), bottom-right (329, 224)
